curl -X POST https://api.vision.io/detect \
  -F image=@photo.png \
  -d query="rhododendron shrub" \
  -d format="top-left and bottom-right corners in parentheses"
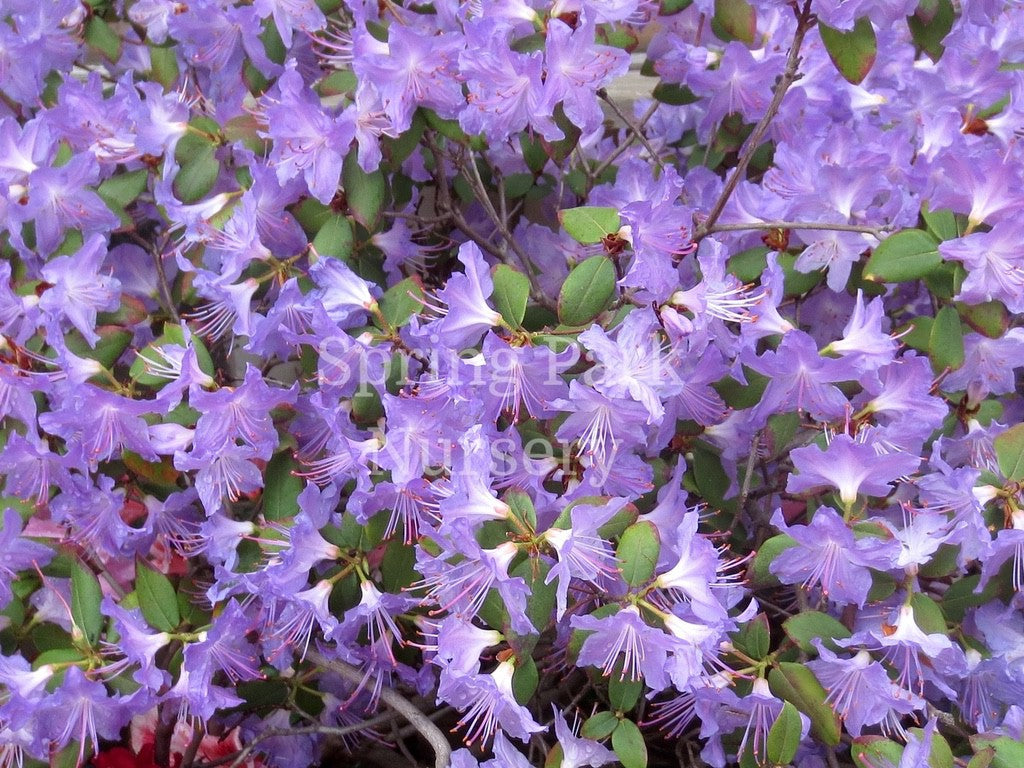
top-left (2, 0), bottom-right (1024, 767)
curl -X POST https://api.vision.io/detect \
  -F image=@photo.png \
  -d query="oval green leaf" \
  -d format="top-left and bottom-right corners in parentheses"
top-left (768, 662), bottom-right (841, 746)
top-left (558, 207), bottom-right (621, 245)
top-left (819, 17), bottom-right (877, 85)
top-left (863, 229), bottom-right (941, 282)
top-left (612, 719), bottom-right (648, 768)
top-left (929, 304), bottom-right (965, 373)
top-left (994, 422), bottom-right (1024, 482)
top-left (71, 561), bottom-right (103, 646)
top-left (767, 701), bottom-right (803, 766)
top-left (616, 521), bottom-right (660, 587)
top-left (491, 264), bottom-right (530, 327)
top-left (558, 255), bottom-right (616, 327)
top-left (783, 610), bottom-right (852, 654)
top-left (136, 560), bottom-right (180, 633)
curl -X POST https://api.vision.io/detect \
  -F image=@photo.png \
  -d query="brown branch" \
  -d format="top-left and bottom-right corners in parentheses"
top-left (707, 220), bottom-right (887, 237)
top-left (694, 0), bottom-right (816, 242)
top-left (307, 650), bottom-right (452, 768)
top-left (597, 90), bottom-right (665, 173)
top-left (590, 99), bottom-right (661, 182)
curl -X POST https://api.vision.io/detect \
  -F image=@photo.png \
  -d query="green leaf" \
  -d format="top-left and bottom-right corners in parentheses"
top-left (512, 559), bottom-right (556, 635)
top-left (957, 301), bottom-right (1008, 339)
top-left (853, 738), bottom-right (905, 768)
top-left (819, 18), bottom-right (877, 85)
top-left (173, 149), bottom-right (219, 204)
top-left (97, 170), bottom-right (148, 210)
top-left (612, 719), bottom-right (648, 768)
top-left (263, 452), bottom-right (303, 522)
top-left (558, 256), bottom-right (616, 327)
top-left (768, 662), bottom-right (841, 746)
top-left (910, 592), bottom-right (947, 634)
top-left (71, 561), bottom-right (103, 645)
top-left (609, 671), bottom-right (643, 712)
top-left (967, 748), bottom-right (996, 768)
top-left (750, 534), bottom-right (797, 587)
top-left (994, 423), bottom-right (1024, 482)
top-left (928, 304), bottom-right (965, 373)
top-left (582, 711), bottom-right (620, 740)
top-left (908, 0), bottom-right (956, 61)
top-left (863, 229), bottom-right (941, 282)
top-left (732, 614), bottom-right (770, 660)
top-left (85, 16), bottom-right (122, 62)
top-left (661, 0), bottom-right (694, 15)
top-left (558, 207), bottom-right (621, 244)
top-left (343, 152), bottom-right (387, 229)
top-left (652, 81), bottom-right (699, 105)
top-left (783, 611), bottom-right (852, 654)
top-left (921, 204), bottom-right (959, 241)
top-left (491, 265), bottom-right (530, 327)
top-left (616, 521), bottom-right (660, 587)
top-left (379, 276), bottom-right (425, 328)
top-left (312, 215), bottom-right (354, 261)
top-left (135, 561), bottom-right (180, 632)
top-left (767, 702), bottom-right (803, 766)
top-left (505, 490), bottom-right (537, 531)
top-left (970, 737), bottom-right (1024, 768)
top-left (512, 655), bottom-right (539, 704)
top-left (149, 44), bottom-right (179, 89)
top-left (712, 0), bottom-right (757, 44)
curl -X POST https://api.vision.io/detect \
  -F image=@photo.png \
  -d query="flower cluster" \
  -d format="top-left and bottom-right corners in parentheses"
top-left (0, 1), bottom-right (1023, 767)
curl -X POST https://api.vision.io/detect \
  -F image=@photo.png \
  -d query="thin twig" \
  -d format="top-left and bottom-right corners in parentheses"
top-left (590, 100), bottom-right (661, 181)
top-left (597, 90), bottom-right (664, 172)
top-left (694, 0), bottom-right (816, 241)
top-left (307, 650), bottom-right (452, 768)
top-left (197, 712), bottom-right (399, 768)
top-left (179, 721), bottom-right (205, 768)
top-left (708, 220), bottom-right (888, 237)
top-left (130, 231), bottom-right (180, 321)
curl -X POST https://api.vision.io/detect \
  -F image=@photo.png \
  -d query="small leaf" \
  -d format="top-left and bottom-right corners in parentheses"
top-left (768, 662), bottom-right (841, 746)
top-left (85, 16), bottom-right (122, 62)
top-left (616, 521), bottom-right (660, 587)
top-left (609, 671), bottom-right (643, 712)
top-left (135, 561), bottom-right (180, 632)
top-left (582, 711), bottom-right (619, 740)
top-left (767, 702), bottom-right (803, 766)
top-left (783, 611), bottom-right (852, 654)
top-left (378, 276), bottom-right (425, 328)
top-left (652, 81), bottom-right (699, 105)
top-left (513, 559), bottom-right (556, 635)
top-left (908, 0), bottom-right (956, 61)
top-left (853, 738), bottom-right (905, 768)
top-left (863, 229), bottom-right (941, 282)
top-left (921, 204), bottom-right (959, 241)
top-left (97, 170), bottom-right (148, 210)
top-left (71, 561), bottom-right (103, 645)
top-left (969, 737), bottom-right (1024, 768)
top-left (731, 614), bottom-right (770, 660)
top-left (558, 207), bottom-right (621, 244)
top-left (491, 265), bottom-right (530, 327)
top-left (994, 423), bottom-right (1024, 482)
top-left (612, 719), bottom-right (648, 768)
top-left (819, 18), bottom-right (877, 85)
top-left (967, 748), bottom-right (995, 768)
top-left (263, 452), bottom-right (303, 522)
top-left (312, 215), bottom-right (354, 261)
top-left (713, 0), bottom-right (757, 44)
top-left (750, 534), bottom-right (797, 587)
top-left (558, 256), bottom-right (616, 327)
top-left (928, 305), bottom-right (964, 373)
top-left (957, 301), bottom-right (1008, 339)
top-left (343, 152), bottom-right (387, 229)
top-left (512, 655), bottom-right (539, 704)
top-left (173, 149), bottom-right (220, 204)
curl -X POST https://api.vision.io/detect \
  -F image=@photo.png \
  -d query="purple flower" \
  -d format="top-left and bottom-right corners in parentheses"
top-left (769, 507), bottom-right (897, 607)
top-left (787, 434), bottom-right (920, 506)
top-left (38, 234), bottom-right (120, 347)
top-left (0, 508), bottom-right (53, 608)
top-left (39, 667), bottom-right (130, 766)
top-left (940, 221), bottom-right (1024, 312)
top-left (552, 706), bottom-right (616, 768)
top-left (420, 242), bottom-right (503, 349)
top-left (439, 659), bottom-right (545, 747)
top-left (261, 62), bottom-right (354, 204)
top-left (808, 644), bottom-right (922, 737)
top-left (571, 605), bottom-right (677, 691)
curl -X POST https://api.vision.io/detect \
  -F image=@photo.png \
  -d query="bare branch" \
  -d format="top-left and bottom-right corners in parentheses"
top-left (707, 220), bottom-right (888, 237)
top-left (694, 0), bottom-right (816, 241)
